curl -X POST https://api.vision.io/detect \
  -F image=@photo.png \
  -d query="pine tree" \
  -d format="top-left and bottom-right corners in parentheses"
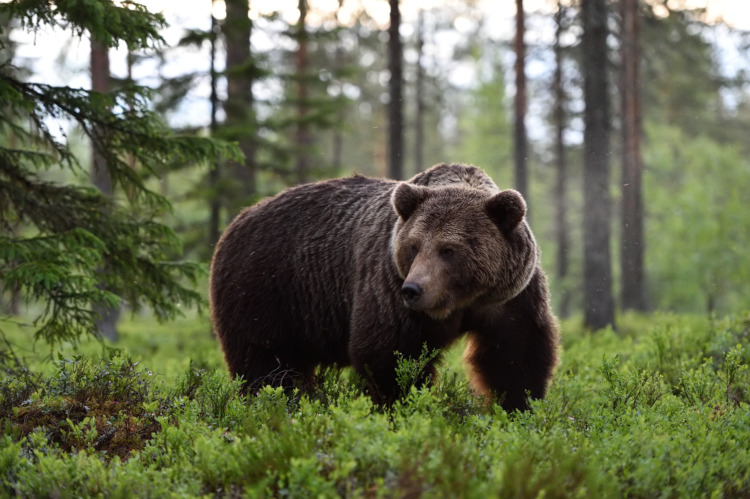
top-left (413, 8), bottom-right (425, 174)
top-left (223, 0), bottom-right (256, 214)
top-left (89, 36), bottom-right (121, 342)
top-left (294, 0), bottom-right (312, 184)
top-left (619, 0), bottom-right (645, 311)
top-left (514, 0), bottom-right (529, 204)
top-left (388, 0), bottom-right (404, 179)
top-left (259, 3), bottom-right (350, 184)
top-left (0, 0), bottom-right (240, 348)
top-left (581, 0), bottom-right (615, 330)
top-left (553, 1), bottom-right (571, 318)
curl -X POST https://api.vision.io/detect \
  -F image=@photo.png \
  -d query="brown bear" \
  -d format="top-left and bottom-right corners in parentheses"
top-left (210, 163), bottom-right (559, 411)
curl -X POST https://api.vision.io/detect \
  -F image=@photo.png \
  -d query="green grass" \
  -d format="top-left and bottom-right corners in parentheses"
top-left (1, 313), bottom-right (224, 380)
top-left (1, 312), bottom-right (749, 497)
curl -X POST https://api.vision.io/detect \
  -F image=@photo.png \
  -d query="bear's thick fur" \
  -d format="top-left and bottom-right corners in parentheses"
top-left (210, 163), bottom-right (559, 411)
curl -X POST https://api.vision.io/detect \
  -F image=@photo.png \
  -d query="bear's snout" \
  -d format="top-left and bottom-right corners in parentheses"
top-left (401, 282), bottom-right (423, 305)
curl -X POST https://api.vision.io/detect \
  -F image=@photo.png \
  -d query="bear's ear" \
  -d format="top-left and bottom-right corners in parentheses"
top-left (486, 189), bottom-right (527, 233)
top-left (392, 182), bottom-right (430, 220)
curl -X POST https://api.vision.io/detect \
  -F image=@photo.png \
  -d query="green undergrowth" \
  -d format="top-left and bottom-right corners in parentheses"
top-left (1, 312), bottom-right (749, 497)
top-left (0, 314), bottom-right (225, 379)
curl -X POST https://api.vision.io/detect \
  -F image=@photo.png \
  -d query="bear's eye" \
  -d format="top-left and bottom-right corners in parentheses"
top-left (408, 244), bottom-right (419, 259)
top-left (439, 247), bottom-right (455, 259)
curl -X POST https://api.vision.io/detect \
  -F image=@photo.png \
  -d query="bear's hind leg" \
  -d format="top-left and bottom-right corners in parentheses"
top-left (234, 345), bottom-right (316, 395)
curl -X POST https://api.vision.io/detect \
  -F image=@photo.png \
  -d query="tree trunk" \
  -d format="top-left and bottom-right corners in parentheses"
top-left (295, 0), bottom-right (312, 184)
top-left (90, 38), bottom-right (120, 342)
top-left (620, 0), bottom-right (646, 311)
top-left (514, 0), bottom-right (529, 205)
top-left (4, 134), bottom-right (20, 316)
top-left (223, 0), bottom-right (255, 215)
top-left (331, 0), bottom-right (345, 172)
top-left (414, 8), bottom-right (425, 175)
top-left (91, 41), bottom-right (111, 197)
top-left (553, 1), bottom-right (571, 318)
top-left (388, 0), bottom-right (404, 180)
top-left (582, 0), bottom-right (615, 330)
top-left (209, 11), bottom-right (221, 250)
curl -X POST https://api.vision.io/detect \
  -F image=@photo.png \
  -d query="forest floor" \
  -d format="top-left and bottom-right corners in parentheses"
top-left (1, 311), bottom-right (749, 497)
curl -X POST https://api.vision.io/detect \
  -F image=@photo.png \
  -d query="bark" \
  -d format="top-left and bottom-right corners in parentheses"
top-left (223, 0), bottom-right (255, 213)
top-left (388, 0), bottom-right (404, 180)
top-left (1, 277), bottom-right (20, 315)
top-left (414, 9), bottom-right (425, 175)
top-left (90, 39), bottom-right (120, 342)
top-left (582, 0), bottom-right (615, 330)
top-left (3, 137), bottom-right (19, 315)
top-left (209, 13), bottom-right (221, 249)
top-left (91, 41), bottom-right (111, 196)
top-left (620, 0), bottom-right (646, 311)
top-left (514, 0), bottom-right (529, 204)
top-left (553, 2), bottom-right (571, 318)
top-left (331, 0), bottom-right (345, 171)
top-left (295, 0), bottom-right (312, 184)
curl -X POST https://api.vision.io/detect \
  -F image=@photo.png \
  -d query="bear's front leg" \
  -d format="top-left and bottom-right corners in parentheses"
top-left (463, 269), bottom-right (560, 411)
top-left (348, 303), bottom-right (438, 405)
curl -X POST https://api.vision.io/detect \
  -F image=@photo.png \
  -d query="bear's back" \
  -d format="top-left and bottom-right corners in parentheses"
top-left (210, 175), bottom-right (397, 365)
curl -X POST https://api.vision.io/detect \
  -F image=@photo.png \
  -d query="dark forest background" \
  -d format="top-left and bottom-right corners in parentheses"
top-left (2, 0), bottom-right (750, 344)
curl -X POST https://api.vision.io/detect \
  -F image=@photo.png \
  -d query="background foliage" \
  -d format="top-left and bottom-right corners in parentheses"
top-left (4, 0), bottom-right (750, 320)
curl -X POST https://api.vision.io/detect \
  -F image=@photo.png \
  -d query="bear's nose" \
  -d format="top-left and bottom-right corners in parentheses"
top-left (401, 282), bottom-right (423, 304)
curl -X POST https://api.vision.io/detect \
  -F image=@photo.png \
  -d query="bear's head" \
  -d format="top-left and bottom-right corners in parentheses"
top-left (391, 182), bottom-right (538, 319)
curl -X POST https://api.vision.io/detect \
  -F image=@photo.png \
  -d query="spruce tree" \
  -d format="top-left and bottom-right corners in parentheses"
top-left (0, 0), bottom-right (240, 348)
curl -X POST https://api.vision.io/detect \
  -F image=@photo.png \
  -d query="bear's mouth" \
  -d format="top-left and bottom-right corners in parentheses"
top-left (404, 299), bottom-right (454, 321)
top-left (423, 308), bottom-right (453, 320)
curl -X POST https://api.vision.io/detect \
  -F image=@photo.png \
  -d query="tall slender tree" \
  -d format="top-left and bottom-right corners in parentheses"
top-left (620, 0), bottom-right (645, 311)
top-left (553, 1), bottom-right (571, 318)
top-left (295, 0), bottom-right (312, 184)
top-left (514, 0), bottom-right (528, 203)
top-left (223, 0), bottom-right (255, 215)
top-left (331, 0), bottom-right (346, 172)
top-left (414, 8), bottom-right (425, 175)
top-left (0, 10), bottom-right (20, 316)
top-left (209, 9), bottom-right (222, 248)
top-left (388, 0), bottom-right (404, 179)
top-left (90, 38), bottom-right (120, 342)
top-left (581, 0), bottom-right (615, 330)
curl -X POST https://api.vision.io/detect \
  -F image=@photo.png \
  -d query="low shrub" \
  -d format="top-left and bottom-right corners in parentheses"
top-left (0, 312), bottom-right (748, 497)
